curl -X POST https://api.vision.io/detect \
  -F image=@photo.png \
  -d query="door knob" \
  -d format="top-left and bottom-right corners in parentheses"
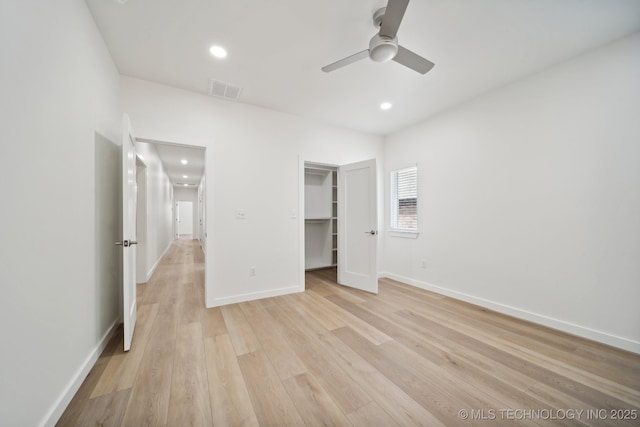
top-left (115, 240), bottom-right (138, 247)
top-left (365, 230), bottom-right (377, 235)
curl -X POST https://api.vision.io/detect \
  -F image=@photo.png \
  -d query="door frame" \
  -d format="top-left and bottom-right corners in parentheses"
top-left (135, 137), bottom-right (209, 303)
top-left (298, 157), bottom-right (339, 290)
top-left (135, 156), bottom-right (148, 284)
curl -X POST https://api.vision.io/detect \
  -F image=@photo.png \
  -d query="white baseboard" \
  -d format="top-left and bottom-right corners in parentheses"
top-left (380, 272), bottom-right (640, 355)
top-left (207, 285), bottom-right (303, 308)
top-left (41, 320), bottom-right (120, 427)
top-left (146, 241), bottom-right (172, 282)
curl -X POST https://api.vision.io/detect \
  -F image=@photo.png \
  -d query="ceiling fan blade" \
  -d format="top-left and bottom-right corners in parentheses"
top-left (393, 45), bottom-right (435, 74)
top-left (321, 49), bottom-right (369, 72)
top-left (379, 0), bottom-right (409, 39)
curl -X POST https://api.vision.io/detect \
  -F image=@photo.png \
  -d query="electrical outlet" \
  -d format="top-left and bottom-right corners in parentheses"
top-left (250, 266), bottom-right (256, 277)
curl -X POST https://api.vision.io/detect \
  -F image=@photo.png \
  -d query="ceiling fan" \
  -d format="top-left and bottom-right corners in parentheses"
top-left (321, 0), bottom-right (434, 74)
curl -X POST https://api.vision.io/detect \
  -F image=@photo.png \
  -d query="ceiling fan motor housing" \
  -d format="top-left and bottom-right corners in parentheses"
top-left (373, 7), bottom-right (386, 28)
top-left (369, 33), bottom-right (398, 62)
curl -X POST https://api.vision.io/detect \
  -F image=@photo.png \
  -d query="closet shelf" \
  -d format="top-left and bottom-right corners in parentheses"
top-left (305, 167), bottom-right (331, 176)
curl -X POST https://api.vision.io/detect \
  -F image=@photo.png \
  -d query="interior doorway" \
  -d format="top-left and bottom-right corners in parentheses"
top-left (300, 158), bottom-right (379, 294)
top-left (176, 201), bottom-right (194, 239)
top-left (303, 163), bottom-right (338, 271)
top-left (133, 137), bottom-right (207, 301)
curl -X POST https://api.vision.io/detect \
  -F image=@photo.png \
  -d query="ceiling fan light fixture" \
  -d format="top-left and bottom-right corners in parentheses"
top-left (369, 34), bottom-right (398, 63)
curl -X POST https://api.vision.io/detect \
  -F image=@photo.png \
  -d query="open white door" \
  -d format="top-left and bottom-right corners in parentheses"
top-left (338, 159), bottom-right (378, 293)
top-left (118, 114), bottom-right (138, 351)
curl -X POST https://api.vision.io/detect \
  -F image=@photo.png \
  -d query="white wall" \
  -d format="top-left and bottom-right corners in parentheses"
top-left (174, 187), bottom-right (199, 238)
top-left (120, 77), bottom-right (384, 307)
top-left (0, 1), bottom-right (121, 426)
top-left (135, 142), bottom-right (174, 281)
top-left (382, 33), bottom-right (640, 353)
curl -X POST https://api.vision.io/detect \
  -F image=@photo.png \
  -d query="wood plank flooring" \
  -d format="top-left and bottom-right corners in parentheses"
top-left (58, 239), bottom-right (640, 426)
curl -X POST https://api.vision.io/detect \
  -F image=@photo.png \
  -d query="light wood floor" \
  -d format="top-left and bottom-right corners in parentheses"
top-left (58, 239), bottom-right (640, 426)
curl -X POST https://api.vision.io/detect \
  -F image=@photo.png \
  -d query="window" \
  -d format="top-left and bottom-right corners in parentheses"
top-left (390, 166), bottom-right (418, 232)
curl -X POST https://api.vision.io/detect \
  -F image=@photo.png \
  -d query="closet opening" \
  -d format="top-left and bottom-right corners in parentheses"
top-left (304, 162), bottom-right (338, 286)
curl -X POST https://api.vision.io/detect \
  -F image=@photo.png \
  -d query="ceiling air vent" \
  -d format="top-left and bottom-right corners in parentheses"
top-left (208, 79), bottom-right (243, 101)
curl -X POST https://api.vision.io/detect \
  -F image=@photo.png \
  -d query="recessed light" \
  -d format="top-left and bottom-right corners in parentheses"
top-left (184, 184), bottom-right (189, 187)
top-left (180, 159), bottom-right (188, 165)
top-left (209, 45), bottom-right (227, 59)
top-left (380, 102), bottom-right (392, 110)
top-left (183, 175), bottom-right (188, 179)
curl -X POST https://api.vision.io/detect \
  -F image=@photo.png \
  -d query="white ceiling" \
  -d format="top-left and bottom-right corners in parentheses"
top-left (87, 0), bottom-right (640, 135)
top-left (140, 140), bottom-right (205, 188)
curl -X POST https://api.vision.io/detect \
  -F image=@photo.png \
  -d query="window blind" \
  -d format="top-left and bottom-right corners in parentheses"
top-left (391, 166), bottom-right (418, 231)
